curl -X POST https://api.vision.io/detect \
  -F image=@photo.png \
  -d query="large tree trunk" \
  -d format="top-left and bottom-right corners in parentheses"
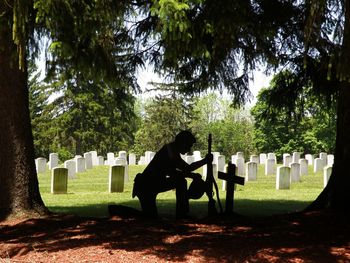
top-left (307, 0), bottom-right (350, 212)
top-left (0, 4), bottom-right (48, 218)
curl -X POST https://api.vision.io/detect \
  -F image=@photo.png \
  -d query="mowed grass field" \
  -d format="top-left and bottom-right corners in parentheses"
top-left (38, 163), bottom-right (325, 219)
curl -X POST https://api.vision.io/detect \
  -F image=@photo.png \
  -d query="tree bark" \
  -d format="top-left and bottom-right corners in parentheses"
top-left (0, 4), bottom-right (48, 218)
top-left (307, 0), bottom-right (350, 212)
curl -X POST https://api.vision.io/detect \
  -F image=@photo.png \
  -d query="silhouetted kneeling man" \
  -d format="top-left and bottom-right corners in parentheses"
top-left (132, 130), bottom-right (212, 219)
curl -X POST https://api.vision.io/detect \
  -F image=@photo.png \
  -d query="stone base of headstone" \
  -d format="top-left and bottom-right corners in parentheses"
top-left (51, 167), bottom-right (68, 194)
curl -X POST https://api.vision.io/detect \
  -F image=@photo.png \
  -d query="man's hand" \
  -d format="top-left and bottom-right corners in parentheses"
top-left (205, 153), bottom-right (213, 163)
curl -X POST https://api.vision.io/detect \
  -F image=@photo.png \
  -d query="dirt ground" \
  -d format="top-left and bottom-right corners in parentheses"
top-left (0, 209), bottom-right (349, 263)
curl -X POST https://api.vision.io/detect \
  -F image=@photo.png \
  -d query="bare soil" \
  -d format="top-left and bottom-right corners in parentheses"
top-left (1, 210), bottom-right (349, 262)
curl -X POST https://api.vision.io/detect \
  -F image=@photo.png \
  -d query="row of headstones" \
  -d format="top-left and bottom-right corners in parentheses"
top-left (36, 150), bottom-right (157, 175)
top-left (183, 151), bottom-right (333, 190)
top-left (50, 165), bottom-right (127, 194)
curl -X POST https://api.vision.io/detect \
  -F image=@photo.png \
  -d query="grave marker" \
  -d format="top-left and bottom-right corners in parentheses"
top-left (314, 158), bottom-right (324, 173)
top-left (64, 160), bottom-right (76, 179)
top-left (283, 154), bottom-right (292, 166)
top-left (107, 152), bottom-right (115, 166)
top-left (90, 150), bottom-right (98, 166)
top-left (49, 153), bottom-right (58, 170)
top-left (305, 154), bottom-right (314, 166)
top-left (218, 162), bottom-right (245, 214)
top-left (246, 162), bottom-right (257, 181)
top-left (35, 157), bottom-right (47, 174)
top-left (250, 155), bottom-right (259, 163)
top-left (108, 165), bottom-right (125, 193)
top-left (84, 152), bottom-right (93, 169)
top-left (265, 158), bottom-right (275, 175)
top-left (292, 152), bottom-right (301, 163)
top-left (324, 166), bottom-right (332, 188)
top-left (98, 156), bottom-right (104, 165)
top-left (75, 157), bottom-right (86, 173)
top-left (128, 153), bottom-right (136, 165)
top-left (259, 153), bottom-right (267, 164)
top-left (51, 167), bottom-right (68, 194)
top-left (290, 162), bottom-right (301, 182)
top-left (299, 159), bottom-right (308, 176)
top-left (276, 166), bottom-right (291, 190)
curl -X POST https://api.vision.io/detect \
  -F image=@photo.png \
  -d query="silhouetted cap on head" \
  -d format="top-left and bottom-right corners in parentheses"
top-left (175, 130), bottom-right (196, 145)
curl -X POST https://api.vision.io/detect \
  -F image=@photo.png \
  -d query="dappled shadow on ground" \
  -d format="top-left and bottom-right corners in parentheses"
top-left (0, 208), bottom-right (349, 262)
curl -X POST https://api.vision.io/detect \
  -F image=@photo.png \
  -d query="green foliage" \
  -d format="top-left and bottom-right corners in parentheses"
top-left (29, 65), bottom-right (139, 160)
top-left (132, 85), bottom-right (194, 156)
top-left (190, 93), bottom-right (256, 158)
top-left (251, 71), bottom-right (336, 159)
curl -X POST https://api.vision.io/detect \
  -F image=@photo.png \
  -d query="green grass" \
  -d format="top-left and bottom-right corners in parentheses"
top-left (38, 163), bottom-right (325, 219)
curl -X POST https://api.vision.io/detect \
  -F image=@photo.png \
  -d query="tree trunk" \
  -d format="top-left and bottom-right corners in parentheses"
top-left (307, 0), bottom-right (350, 212)
top-left (0, 4), bottom-right (48, 218)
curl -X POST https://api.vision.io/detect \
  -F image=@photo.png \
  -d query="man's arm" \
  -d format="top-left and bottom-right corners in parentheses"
top-left (181, 154), bottom-right (213, 173)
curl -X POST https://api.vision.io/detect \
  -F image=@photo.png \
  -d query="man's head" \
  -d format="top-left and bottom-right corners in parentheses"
top-left (174, 130), bottom-right (196, 154)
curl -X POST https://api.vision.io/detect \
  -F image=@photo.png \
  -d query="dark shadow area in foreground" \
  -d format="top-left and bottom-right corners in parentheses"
top-left (0, 207), bottom-right (349, 262)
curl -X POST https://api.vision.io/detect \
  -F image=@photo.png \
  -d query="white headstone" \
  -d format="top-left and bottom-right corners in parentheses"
top-left (319, 152), bottom-right (328, 166)
top-left (193, 151), bottom-right (201, 161)
top-left (217, 155), bottom-right (226, 172)
top-left (138, 156), bottom-right (146, 165)
top-left (212, 152), bottom-right (220, 165)
top-left (283, 154), bottom-right (292, 166)
top-left (128, 153), bottom-right (136, 165)
top-left (235, 157), bottom-right (245, 176)
top-left (327, 154), bottom-right (334, 166)
top-left (75, 157), bottom-right (86, 173)
top-left (35, 157), bottom-right (47, 174)
top-left (84, 152), bottom-right (93, 169)
top-left (236, 152), bottom-right (244, 161)
top-left (185, 155), bottom-right (195, 164)
top-left (259, 153), bottom-right (267, 164)
top-left (51, 167), bottom-right (68, 194)
top-left (299, 158), bottom-right (308, 176)
top-left (64, 160), bottom-right (76, 179)
top-left (246, 162), bottom-right (257, 181)
top-left (107, 152), bottom-right (115, 166)
top-left (314, 158), bottom-right (324, 173)
top-left (231, 155), bottom-right (237, 165)
top-left (49, 153), bottom-right (59, 170)
top-left (290, 162), bottom-right (301, 182)
top-left (265, 158), bottom-right (275, 175)
top-left (305, 154), bottom-right (314, 166)
top-left (118, 151), bottom-right (127, 162)
top-left (90, 150), bottom-right (99, 166)
top-left (323, 166), bottom-right (332, 188)
top-left (97, 156), bottom-right (104, 165)
top-left (108, 165), bottom-right (125, 193)
top-left (292, 152), bottom-right (301, 163)
top-left (250, 155), bottom-right (259, 163)
top-left (267, 153), bottom-right (276, 163)
top-left (276, 166), bottom-right (291, 190)
top-left (145, 151), bottom-right (155, 164)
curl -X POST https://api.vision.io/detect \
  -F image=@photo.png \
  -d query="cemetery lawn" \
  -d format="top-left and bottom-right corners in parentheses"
top-left (1, 164), bottom-right (349, 262)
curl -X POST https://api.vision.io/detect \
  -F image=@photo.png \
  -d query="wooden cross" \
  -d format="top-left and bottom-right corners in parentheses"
top-left (218, 162), bottom-right (245, 214)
